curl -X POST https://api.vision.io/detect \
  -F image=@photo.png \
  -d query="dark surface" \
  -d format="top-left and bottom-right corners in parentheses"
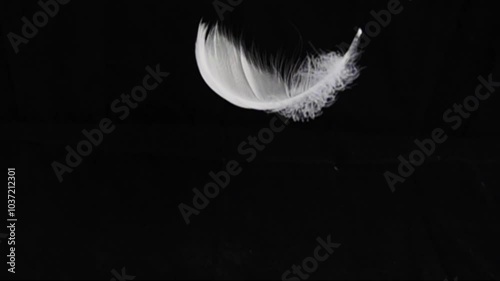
top-left (1, 0), bottom-right (500, 280)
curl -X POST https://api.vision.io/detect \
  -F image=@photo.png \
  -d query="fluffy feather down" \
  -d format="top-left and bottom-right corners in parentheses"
top-left (195, 23), bottom-right (362, 122)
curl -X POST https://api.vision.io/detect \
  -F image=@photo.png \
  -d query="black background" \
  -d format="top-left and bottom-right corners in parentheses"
top-left (1, 0), bottom-right (500, 280)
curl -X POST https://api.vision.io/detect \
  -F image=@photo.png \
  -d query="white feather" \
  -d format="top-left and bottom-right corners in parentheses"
top-left (195, 22), bottom-right (363, 122)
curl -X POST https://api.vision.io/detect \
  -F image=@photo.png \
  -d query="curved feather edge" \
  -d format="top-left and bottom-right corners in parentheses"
top-left (195, 23), bottom-right (363, 122)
